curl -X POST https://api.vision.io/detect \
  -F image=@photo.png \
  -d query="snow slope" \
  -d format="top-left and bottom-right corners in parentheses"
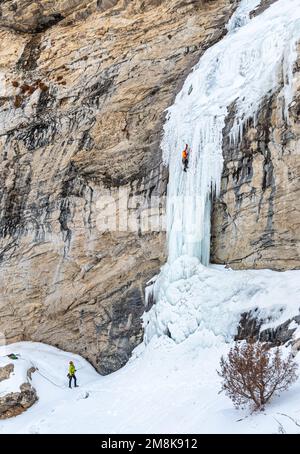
top-left (1, 331), bottom-right (300, 434)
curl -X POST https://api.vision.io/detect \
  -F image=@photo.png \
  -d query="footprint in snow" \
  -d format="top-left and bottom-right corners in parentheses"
top-left (28, 425), bottom-right (40, 434)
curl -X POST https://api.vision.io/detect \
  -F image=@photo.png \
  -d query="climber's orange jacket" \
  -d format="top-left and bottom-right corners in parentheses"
top-left (182, 149), bottom-right (188, 160)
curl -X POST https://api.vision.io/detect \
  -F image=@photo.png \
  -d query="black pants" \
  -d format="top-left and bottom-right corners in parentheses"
top-left (69, 374), bottom-right (77, 388)
top-left (182, 158), bottom-right (188, 172)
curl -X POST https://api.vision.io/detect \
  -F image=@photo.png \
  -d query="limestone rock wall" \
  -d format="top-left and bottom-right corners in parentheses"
top-left (0, 0), bottom-right (236, 373)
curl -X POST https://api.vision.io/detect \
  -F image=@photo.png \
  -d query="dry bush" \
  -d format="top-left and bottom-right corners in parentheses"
top-left (218, 341), bottom-right (298, 411)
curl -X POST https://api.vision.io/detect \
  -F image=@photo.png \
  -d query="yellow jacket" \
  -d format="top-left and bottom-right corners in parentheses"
top-left (69, 363), bottom-right (76, 376)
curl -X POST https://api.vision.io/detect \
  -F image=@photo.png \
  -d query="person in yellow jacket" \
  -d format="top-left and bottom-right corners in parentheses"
top-left (68, 361), bottom-right (78, 388)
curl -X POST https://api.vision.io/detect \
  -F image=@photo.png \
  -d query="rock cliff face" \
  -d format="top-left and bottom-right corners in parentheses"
top-left (0, 0), bottom-right (237, 374)
top-left (211, 44), bottom-right (300, 270)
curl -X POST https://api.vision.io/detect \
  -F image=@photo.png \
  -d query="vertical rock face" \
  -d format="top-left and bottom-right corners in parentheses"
top-left (0, 0), bottom-right (236, 373)
top-left (211, 45), bottom-right (300, 270)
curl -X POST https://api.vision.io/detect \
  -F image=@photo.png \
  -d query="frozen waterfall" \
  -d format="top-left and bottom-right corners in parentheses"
top-left (144, 0), bottom-right (300, 343)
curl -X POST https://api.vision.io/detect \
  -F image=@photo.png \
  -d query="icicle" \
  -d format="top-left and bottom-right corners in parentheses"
top-left (283, 38), bottom-right (298, 124)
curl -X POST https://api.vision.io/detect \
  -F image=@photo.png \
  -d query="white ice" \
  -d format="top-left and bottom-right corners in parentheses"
top-left (144, 260), bottom-right (300, 344)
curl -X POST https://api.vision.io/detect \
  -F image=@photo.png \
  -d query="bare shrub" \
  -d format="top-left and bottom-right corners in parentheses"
top-left (218, 341), bottom-right (298, 411)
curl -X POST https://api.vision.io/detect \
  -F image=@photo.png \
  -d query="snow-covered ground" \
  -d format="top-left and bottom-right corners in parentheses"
top-left (0, 266), bottom-right (300, 434)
